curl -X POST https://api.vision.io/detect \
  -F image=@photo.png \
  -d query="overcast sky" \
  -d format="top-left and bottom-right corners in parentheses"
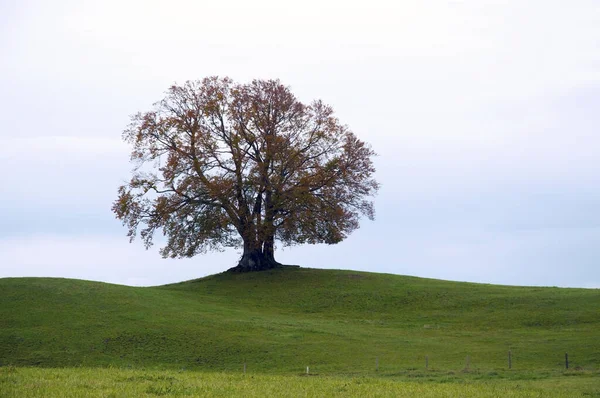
top-left (1, 0), bottom-right (599, 287)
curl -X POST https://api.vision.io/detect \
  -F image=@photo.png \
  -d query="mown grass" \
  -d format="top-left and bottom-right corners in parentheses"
top-left (1, 367), bottom-right (599, 397)
top-left (1, 267), bottom-right (599, 383)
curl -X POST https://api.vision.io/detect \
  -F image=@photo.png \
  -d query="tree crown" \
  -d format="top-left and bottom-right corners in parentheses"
top-left (113, 77), bottom-right (379, 268)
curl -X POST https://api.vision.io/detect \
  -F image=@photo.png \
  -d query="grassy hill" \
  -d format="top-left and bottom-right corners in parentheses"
top-left (1, 267), bottom-right (599, 374)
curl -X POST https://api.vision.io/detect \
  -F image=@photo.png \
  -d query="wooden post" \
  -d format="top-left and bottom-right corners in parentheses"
top-left (243, 362), bottom-right (246, 374)
top-left (376, 357), bottom-right (379, 372)
top-left (306, 366), bottom-right (309, 375)
top-left (565, 353), bottom-right (569, 370)
top-left (425, 355), bottom-right (429, 369)
top-left (508, 350), bottom-right (512, 370)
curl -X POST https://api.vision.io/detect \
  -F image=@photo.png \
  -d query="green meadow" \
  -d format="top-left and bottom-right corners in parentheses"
top-left (1, 367), bottom-right (599, 397)
top-left (1, 267), bottom-right (599, 396)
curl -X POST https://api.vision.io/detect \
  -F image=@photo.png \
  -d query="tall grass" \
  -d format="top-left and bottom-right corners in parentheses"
top-left (1, 367), bottom-right (599, 398)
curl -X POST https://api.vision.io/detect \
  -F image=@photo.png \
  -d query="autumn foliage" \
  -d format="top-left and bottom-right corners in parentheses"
top-left (113, 77), bottom-right (379, 272)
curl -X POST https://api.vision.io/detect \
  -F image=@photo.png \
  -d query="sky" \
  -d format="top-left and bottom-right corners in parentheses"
top-left (1, 0), bottom-right (599, 287)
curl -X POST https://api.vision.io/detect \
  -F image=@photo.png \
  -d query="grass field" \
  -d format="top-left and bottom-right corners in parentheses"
top-left (1, 267), bottom-right (599, 395)
top-left (1, 367), bottom-right (600, 397)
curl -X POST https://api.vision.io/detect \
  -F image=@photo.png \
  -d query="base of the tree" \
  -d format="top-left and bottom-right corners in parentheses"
top-left (226, 263), bottom-right (301, 273)
top-left (225, 248), bottom-right (301, 273)
top-left (226, 257), bottom-right (300, 273)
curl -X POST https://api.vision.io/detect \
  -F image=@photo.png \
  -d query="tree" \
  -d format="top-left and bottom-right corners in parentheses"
top-left (113, 77), bottom-right (379, 272)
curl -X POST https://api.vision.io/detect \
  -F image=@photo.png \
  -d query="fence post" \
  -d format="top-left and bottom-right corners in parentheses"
top-left (376, 357), bottom-right (379, 372)
top-left (426, 355), bottom-right (429, 369)
top-left (565, 353), bottom-right (569, 370)
top-left (508, 350), bottom-right (512, 370)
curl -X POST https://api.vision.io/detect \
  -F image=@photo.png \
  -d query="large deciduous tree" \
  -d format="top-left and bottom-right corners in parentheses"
top-left (113, 77), bottom-right (379, 272)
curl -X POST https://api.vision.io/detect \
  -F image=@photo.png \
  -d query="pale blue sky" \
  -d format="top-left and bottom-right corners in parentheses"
top-left (1, 0), bottom-right (599, 287)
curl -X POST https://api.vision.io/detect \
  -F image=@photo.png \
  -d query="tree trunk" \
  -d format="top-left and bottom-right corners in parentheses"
top-left (229, 240), bottom-right (281, 272)
top-left (263, 235), bottom-right (275, 262)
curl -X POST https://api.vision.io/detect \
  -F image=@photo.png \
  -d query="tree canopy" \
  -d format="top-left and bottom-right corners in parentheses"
top-left (113, 77), bottom-right (379, 271)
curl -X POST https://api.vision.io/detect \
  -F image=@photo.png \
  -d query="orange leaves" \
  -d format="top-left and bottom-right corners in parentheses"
top-left (113, 76), bottom-right (378, 263)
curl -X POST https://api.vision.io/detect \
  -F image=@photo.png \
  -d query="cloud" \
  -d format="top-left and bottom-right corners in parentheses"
top-left (278, 223), bottom-right (600, 288)
top-left (0, 0), bottom-right (599, 287)
top-left (0, 136), bottom-right (129, 238)
top-left (0, 235), bottom-right (237, 286)
top-left (3, 223), bottom-right (598, 288)
top-left (0, 136), bottom-right (128, 205)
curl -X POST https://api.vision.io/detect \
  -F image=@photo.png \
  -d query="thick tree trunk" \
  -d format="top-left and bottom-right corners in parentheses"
top-left (228, 240), bottom-right (281, 272)
top-left (263, 236), bottom-right (275, 262)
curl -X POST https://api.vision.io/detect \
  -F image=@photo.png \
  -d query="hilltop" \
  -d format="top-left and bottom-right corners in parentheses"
top-left (1, 267), bottom-right (599, 373)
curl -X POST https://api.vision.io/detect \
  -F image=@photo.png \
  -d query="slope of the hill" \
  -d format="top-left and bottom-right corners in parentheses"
top-left (1, 267), bottom-right (599, 373)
